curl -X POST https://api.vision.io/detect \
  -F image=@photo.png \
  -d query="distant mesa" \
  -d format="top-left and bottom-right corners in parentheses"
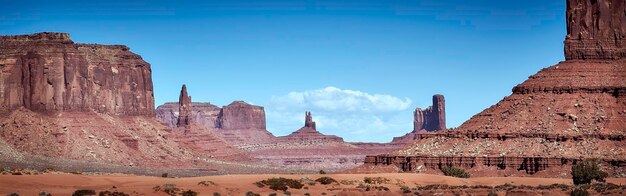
top-left (216, 101), bottom-right (267, 130)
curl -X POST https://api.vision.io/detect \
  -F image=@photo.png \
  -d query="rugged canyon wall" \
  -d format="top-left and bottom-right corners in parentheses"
top-left (564, 0), bottom-right (626, 60)
top-left (0, 32), bottom-right (154, 116)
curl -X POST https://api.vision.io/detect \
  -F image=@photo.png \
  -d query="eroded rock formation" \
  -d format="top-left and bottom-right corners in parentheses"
top-left (392, 94), bottom-right (446, 143)
top-left (564, 0), bottom-right (626, 60)
top-left (0, 32), bottom-right (154, 116)
top-left (417, 94), bottom-right (446, 131)
top-left (279, 112), bottom-right (343, 142)
top-left (177, 84), bottom-right (192, 129)
top-left (304, 111), bottom-right (316, 130)
top-left (375, 0), bottom-right (626, 176)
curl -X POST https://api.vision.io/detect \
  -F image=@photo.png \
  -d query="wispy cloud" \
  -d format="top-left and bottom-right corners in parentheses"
top-left (266, 86), bottom-right (413, 142)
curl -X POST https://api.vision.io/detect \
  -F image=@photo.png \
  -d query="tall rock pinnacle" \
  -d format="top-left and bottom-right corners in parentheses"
top-left (413, 94), bottom-right (446, 132)
top-left (177, 84), bottom-right (192, 128)
top-left (304, 111), bottom-right (317, 130)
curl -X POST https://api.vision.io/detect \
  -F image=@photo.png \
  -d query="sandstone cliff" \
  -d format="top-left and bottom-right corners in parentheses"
top-left (391, 94), bottom-right (447, 143)
top-left (564, 0), bottom-right (626, 60)
top-left (0, 32), bottom-right (154, 116)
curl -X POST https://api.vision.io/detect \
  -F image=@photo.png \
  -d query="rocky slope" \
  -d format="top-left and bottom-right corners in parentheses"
top-left (371, 0), bottom-right (626, 177)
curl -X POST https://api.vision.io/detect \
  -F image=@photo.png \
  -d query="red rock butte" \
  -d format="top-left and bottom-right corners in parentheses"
top-left (366, 0), bottom-right (626, 177)
top-left (0, 32), bottom-right (154, 116)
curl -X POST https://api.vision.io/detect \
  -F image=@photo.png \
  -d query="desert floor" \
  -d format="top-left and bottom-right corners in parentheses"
top-left (1, 173), bottom-right (625, 196)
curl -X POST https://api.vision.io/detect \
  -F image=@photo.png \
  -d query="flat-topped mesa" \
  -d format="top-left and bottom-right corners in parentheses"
top-left (216, 101), bottom-right (266, 130)
top-left (177, 84), bottom-right (192, 128)
top-left (304, 111), bottom-right (316, 130)
top-left (414, 94), bottom-right (446, 132)
top-left (0, 32), bottom-right (155, 116)
top-left (564, 0), bottom-right (626, 60)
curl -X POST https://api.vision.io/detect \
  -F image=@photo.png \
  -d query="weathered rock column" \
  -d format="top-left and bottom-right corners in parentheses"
top-left (177, 84), bottom-right (192, 130)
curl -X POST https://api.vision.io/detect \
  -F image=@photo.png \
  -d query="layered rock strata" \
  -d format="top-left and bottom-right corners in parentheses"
top-left (372, 0), bottom-right (626, 176)
top-left (364, 155), bottom-right (626, 177)
top-left (564, 0), bottom-right (626, 60)
top-left (0, 32), bottom-right (154, 116)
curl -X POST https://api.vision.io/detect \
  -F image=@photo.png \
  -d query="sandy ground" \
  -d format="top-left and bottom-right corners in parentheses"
top-left (1, 173), bottom-right (625, 196)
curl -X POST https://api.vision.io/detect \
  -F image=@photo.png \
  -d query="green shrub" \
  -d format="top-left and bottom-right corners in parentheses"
top-left (363, 177), bottom-right (391, 184)
top-left (198, 181), bottom-right (216, 186)
top-left (254, 181), bottom-right (265, 188)
top-left (400, 185), bottom-right (411, 193)
top-left (181, 190), bottom-right (198, 196)
top-left (319, 170), bottom-right (326, 174)
top-left (98, 191), bottom-right (129, 196)
top-left (258, 177), bottom-right (304, 191)
top-left (315, 177), bottom-right (337, 185)
top-left (244, 191), bottom-right (259, 196)
top-left (39, 192), bottom-right (52, 196)
top-left (571, 187), bottom-right (589, 196)
top-left (72, 189), bottom-right (96, 196)
top-left (572, 159), bottom-right (608, 185)
top-left (161, 184), bottom-right (180, 196)
top-left (441, 166), bottom-right (470, 178)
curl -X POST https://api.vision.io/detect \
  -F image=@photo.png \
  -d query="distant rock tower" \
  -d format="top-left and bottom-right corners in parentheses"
top-left (304, 111), bottom-right (317, 130)
top-left (177, 84), bottom-right (192, 129)
top-left (414, 94), bottom-right (446, 132)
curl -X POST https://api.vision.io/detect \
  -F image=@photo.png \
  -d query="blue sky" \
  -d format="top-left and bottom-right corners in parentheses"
top-left (1, 0), bottom-right (566, 142)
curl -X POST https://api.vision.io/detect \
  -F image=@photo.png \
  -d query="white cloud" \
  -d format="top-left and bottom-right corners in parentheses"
top-left (265, 86), bottom-right (414, 142)
top-left (271, 86), bottom-right (412, 112)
